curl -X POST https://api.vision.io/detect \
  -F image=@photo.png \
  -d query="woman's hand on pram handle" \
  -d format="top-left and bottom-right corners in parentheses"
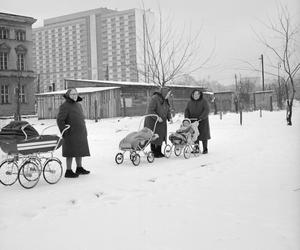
top-left (61, 124), bottom-right (71, 137)
top-left (158, 117), bottom-right (163, 123)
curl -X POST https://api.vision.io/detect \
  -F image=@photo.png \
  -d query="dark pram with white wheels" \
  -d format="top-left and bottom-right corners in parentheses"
top-left (0, 121), bottom-right (69, 189)
top-left (164, 118), bottom-right (200, 159)
top-left (115, 114), bottom-right (159, 166)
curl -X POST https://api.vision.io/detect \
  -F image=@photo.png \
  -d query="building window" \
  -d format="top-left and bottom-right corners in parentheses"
top-left (17, 54), bottom-right (25, 70)
top-left (0, 28), bottom-right (9, 39)
top-left (0, 85), bottom-right (9, 104)
top-left (15, 30), bottom-right (26, 41)
top-left (0, 52), bottom-right (8, 70)
top-left (20, 85), bottom-right (26, 103)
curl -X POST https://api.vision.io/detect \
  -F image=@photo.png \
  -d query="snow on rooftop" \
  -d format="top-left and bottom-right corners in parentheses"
top-left (35, 87), bottom-right (120, 96)
top-left (66, 78), bottom-right (206, 89)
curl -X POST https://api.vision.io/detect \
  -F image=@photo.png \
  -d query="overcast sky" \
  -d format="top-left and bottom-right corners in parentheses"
top-left (2, 0), bottom-right (300, 85)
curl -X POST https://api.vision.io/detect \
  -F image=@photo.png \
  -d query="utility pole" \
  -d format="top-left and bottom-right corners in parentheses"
top-left (259, 54), bottom-right (265, 91)
top-left (234, 74), bottom-right (238, 92)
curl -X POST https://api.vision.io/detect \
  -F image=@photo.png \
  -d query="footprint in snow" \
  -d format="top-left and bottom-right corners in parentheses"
top-left (94, 192), bottom-right (104, 198)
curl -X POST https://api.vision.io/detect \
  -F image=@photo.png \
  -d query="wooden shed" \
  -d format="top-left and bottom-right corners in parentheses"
top-left (65, 79), bottom-right (208, 116)
top-left (214, 91), bottom-right (236, 112)
top-left (36, 87), bottom-right (121, 119)
top-left (253, 90), bottom-right (274, 111)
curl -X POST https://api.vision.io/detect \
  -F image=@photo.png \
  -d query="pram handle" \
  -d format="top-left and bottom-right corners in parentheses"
top-left (61, 124), bottom-right (71, 137)
top-left (139, 114), bottom-right (160, 131)
top-left (40, 124), bottom-right (71, 137)
top-left (21, 123), bottom-right (30, 141)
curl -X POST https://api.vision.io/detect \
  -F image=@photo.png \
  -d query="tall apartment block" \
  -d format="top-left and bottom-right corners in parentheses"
top-left (32, 8), bottom-right (154, 92)
top-left (0, 12), bottom-right (36, 116)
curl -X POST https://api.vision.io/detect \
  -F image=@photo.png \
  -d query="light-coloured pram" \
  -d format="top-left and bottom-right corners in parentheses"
top-left (115, 114), bottom-right (159, 166)
top-left (164, 118), bottom-right (200, 159)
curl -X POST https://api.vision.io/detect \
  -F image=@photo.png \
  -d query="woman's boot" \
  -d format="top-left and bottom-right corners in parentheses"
top-left (202, 140), bottom-right (208, 154)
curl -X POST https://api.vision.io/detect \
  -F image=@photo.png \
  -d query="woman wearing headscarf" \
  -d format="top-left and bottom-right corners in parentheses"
top-left (144, 87), bottom-right (172, 157)
top-left (184, 89), bottom-right (211, 154)
top-left (57, 88), bottom-right (90, 178)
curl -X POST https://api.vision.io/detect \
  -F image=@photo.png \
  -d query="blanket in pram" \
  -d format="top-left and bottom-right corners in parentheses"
top-left (119, 127), bottom-right (158, 150)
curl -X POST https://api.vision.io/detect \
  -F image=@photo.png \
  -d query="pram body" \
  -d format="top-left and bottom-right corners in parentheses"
top-left (0, 121), bottom-right (69, 189)
top-left (115, 114), bottom-right (159, 166)
top-left (164, 119), bottom-right (200, 159)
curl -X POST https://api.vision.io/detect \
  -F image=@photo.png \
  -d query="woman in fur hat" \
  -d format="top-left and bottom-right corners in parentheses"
top-left (144, 87), bottom-right (173, 157)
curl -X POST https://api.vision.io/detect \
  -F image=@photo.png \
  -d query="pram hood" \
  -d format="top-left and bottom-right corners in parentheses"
top-left (0, 121), bottom-right (39, 141)
top-left (0, 121), bottom-right (61, 155)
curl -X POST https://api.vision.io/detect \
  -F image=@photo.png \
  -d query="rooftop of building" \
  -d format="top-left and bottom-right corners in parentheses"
top-left (36, 87), bottom-right (120, 96)
top-left (65, 78), bottom-right (207, 90)
top-left (0, 12), bottom-right (36, 24)
top-left (43, 7), bottom-right (117, 27)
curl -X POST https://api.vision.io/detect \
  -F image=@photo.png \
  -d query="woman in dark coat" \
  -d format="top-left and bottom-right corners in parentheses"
top-left (57, 88), bottom-right (90, 178)
top-left (184, 89), bottom-right (211, 154)
top-left (144, 87), bottom-right (172, 157)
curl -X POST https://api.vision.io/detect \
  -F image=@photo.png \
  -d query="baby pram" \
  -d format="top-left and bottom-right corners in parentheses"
top-left (0, 121), bottom-right (69, 189)
top-left (164, 118), bottom-right (200, 159)
top-left (115, 114), bottom-right (159, 166)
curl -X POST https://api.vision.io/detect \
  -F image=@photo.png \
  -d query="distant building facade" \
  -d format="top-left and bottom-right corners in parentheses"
top-left (32, 8), bottom-right (154, 92)
top-left (0, 12), bottom-right (36, 116)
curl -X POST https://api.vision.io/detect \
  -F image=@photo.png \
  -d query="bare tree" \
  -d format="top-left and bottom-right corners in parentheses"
top-left (138, 7), bottom-right (214, 87)
top-left (254, 4), bottom-right (300, 125)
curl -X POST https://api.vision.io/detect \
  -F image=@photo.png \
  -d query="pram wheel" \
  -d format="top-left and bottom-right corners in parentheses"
top-left (131, 153), bottom-right (140, 166)
top-left (115, 153), bottom-right (124, 164)
top-left (43, 158), bottom-right (63, 184)
top-left (164, 144), bottom-right (172, 158)
top-left (147, 152), bottom-right (155, 163)
top-left (0, 159), bottom-right (19, 186)
top-left (18, 160), bottom-right (41, 189)
top-left (174, 146), bottom-right (182, 156)
top-left (129, 151), bottom-right (136, 161)
top-left (183, 145), bottom-right (191, 159)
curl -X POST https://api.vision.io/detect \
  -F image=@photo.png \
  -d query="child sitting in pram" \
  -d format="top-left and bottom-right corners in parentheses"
top-left (169, 119), bottom-right (199, 146)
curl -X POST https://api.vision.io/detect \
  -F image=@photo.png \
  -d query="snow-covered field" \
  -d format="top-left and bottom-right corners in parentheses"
top-left (0, 106), bottom-right (300, 250)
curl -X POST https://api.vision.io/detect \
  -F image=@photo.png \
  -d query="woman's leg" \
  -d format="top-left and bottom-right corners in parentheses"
top-left (75, 157), bottom-right (90, 175)
top-left (66, 157), bottom-right (73, 170)
top-left (202, 140), bottom-right (208, 154)
top-left (65, 157), bottom-right (79, 178)
top-left (75, 157), bottom-right (82, 167)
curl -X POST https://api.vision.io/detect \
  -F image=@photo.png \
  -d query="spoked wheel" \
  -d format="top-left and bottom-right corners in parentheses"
top-left (0, 160), bottom-right (19, 186)
top-left (43, 158), bottom-right (63, 184)
top-left (115, 153), bottom-right (124, 165)
top-left (129, 151), bottom-right (136, 161)
top-left (183, 145), bottom-right (191, 159)
top-left (18, 160), bottom-right (41, 189)
top-left (174, 146), bottom-right (182, 157)
top-left (131, 153), bottom-right (141, 166)
top-left (164, 144), bottom-right (172, 158)
top-left (147, 152), bottom-right (155, 163)
top-left (192, 145), bottom-right (200, 157)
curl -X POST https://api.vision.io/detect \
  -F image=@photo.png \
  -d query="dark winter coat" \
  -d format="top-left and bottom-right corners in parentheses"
top-left (144, 92), bottom-right (171, 145)
top-left (56, 95), bottom-right (90, 157)
top-left (184, 90), bottom-right (211, 141)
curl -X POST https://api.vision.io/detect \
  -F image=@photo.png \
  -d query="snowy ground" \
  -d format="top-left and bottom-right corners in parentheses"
top-left (0, 106), bottom-right (300, 250)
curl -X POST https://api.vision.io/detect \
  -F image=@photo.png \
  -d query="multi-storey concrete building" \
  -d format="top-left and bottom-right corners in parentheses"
top-left (33, 8), bottom-right (153, 92)
top-left (0, 12), bottom-right (36, 116)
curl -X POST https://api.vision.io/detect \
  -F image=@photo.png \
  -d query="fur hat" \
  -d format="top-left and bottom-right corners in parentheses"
top-left (160, 86), bottom-right (171, 98)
